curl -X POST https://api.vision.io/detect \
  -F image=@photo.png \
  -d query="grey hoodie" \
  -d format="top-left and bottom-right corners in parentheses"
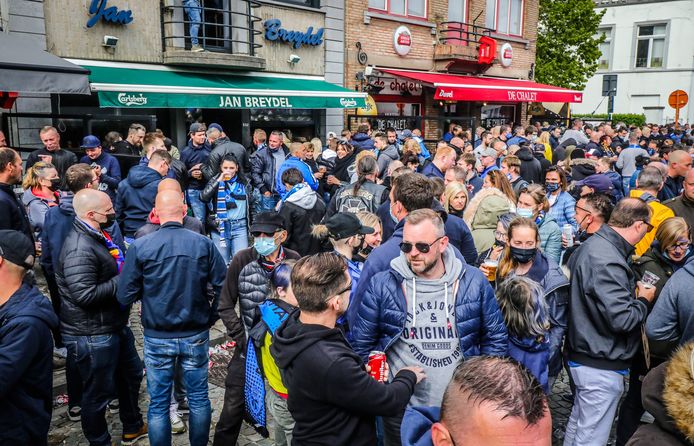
top-left (377, 144), bottom-right (400, 177)
top-left (646, 258), bottom-right (694, 347)
top-left (285, 183), bottom-right (318, 210)
top-left (387, 245), bottom-right (464, 407)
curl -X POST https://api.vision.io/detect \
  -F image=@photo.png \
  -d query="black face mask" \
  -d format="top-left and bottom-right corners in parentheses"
top-left (510, 246), bottom-right (536, 264)
top-left (98, 212), bottom-right (116, 230)
top-left (494, 238), bottom-right (506, 249)
top-left (49, 178), bottom-right (61, 191)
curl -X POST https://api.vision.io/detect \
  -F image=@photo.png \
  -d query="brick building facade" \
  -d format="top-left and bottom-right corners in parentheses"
top-left (343, 0), bottom-right (541, 143)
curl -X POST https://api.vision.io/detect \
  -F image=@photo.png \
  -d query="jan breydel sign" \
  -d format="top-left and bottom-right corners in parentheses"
top-left (96, 91), bottom-right (366, 109)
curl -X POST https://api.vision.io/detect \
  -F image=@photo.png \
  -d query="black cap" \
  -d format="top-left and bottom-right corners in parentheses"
top-left (325, 213), bottom-right (374, 239)
top-left (0, 230), bottom-right (35, 270)
top-left (250, 212), bottom-right (286, 234)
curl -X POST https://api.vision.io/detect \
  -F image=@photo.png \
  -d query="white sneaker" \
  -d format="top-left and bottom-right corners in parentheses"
top-left (190, 44), bottom-right (204, 52)
top-left (170, 410), bottom-right (186, 434)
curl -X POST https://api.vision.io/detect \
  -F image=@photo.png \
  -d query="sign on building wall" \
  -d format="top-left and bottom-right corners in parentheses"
top-left (393, 26), bottom-right (412, 56)
top-left (499, 43), bottom-right (513, 67)
top-left (86, 0), bottom-right (133, 28)
top-left (263, 19), bottom-right (324, 49)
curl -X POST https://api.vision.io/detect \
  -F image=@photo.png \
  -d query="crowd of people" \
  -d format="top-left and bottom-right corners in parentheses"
top-left (1, 117), bottom-right (694, 446)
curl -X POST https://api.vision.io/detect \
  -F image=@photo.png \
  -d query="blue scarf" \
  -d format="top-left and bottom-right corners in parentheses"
top-left (281, 182), bottom-right (307, 203)
top-left (215, 176), bottom-right (245, 239)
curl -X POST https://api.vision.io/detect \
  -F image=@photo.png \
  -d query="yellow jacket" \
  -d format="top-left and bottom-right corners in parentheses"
top-left (630, 189), bottom-right (675, 256)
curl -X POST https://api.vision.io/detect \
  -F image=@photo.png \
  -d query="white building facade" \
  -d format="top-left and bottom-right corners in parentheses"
top-left (572, 0), bottom-right (694, 124)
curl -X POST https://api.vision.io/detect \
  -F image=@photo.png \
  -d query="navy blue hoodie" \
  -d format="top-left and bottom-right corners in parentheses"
top-left (115, 165), bottom-right (163, 237)
top-left (0, 284), bottom-right (59, 445)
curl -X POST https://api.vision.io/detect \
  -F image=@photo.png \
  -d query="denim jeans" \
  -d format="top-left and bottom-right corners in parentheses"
top-left (186, 189), bottom-right (207, 222)
top-left (62, 327), bottom-right (144, 446)
top-left (622, 177), bottom-right (631, 196)
top-left (252, 188), bottom-right (280, 215)
top-left (182, 0), bottom-right (202, 46)
top-left (144, 331), bottom-right (210, 446)
top-left (210, 218), bottom-right (249, 263)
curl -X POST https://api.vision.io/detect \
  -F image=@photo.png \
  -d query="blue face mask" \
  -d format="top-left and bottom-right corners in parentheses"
top-left (546, 183), bottom-right (560, 193)
top-left (505, 133), bottom-right (513, 139)
top-left (506, 173), bottom-right (513, 181)
top-left (517, 207), bottom-right (534, 218)
top-left (389, 201), bottom-right (399, 224)
top-left (254, 237), bottom-right (277, 256)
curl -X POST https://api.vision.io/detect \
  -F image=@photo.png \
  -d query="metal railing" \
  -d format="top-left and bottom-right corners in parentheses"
top-left (438, 21), bottom-right (493, 46)
top-left (161, 0), bottom-right (262, 56)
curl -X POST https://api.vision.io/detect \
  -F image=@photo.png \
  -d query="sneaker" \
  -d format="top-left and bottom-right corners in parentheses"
top-left (190, 44), bottom-right (204, 52)
top-left (121, 423), bottom-right (148, 445)
top-left (176, 399), bottom-right (189, 414)
top-left (170, 411), bottom-right (186, 434)
top-left (108, 399), bottom-right (119, 414)
top-left (67, 406), bottom-right (81, 422)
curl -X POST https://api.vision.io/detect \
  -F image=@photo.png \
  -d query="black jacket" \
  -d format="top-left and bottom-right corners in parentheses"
top-left (516, 146), bottom-right (542, 184)
top-left (533, 152), bottom-right (551, 179)
top-left (0, 284), bottom-right (58, 445)
top-left (270, 311), bottom-right (417, 446)
top-left (566, 225), bottom-right (650, 370)
top-left (250, 146), bottom-right (290, 195)
top-left (56, 220), bottom-right (129, 336)
top-left (278, 190), bottom-right (326, 256)
top-left (665, 194), bottom-right (694, 233)
top-left (26, 148), bottom-right (77, 190)
top-left (202, 136), bottom-right (250, 180)
top-left (0, 182), bottom-right (34, 242)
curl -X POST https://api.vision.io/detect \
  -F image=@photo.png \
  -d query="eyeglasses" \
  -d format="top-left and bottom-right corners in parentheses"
top-left (642, 220), bottom-right (655, 232)
top-left (334, 280), bottom-right (353, 297)
top-left (575, 204), bottom-right (592, 214)
top-left (400, 236), bottom-right (444, 254)
top-left (667, 241), bottom-right (690, 252)
top-left (493, 230), bottom-right (508, 240)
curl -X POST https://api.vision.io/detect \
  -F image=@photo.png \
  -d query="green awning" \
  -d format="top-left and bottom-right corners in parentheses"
top-left (85, 65), bottom-right (366, 109)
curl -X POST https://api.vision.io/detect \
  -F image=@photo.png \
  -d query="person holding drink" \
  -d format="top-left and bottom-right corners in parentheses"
top-left (615, 216), bottom-right (692, 445)
top-left (494, 217), bottom-right (569, 389)
top-left (200, 155), bottom-right (251, 263)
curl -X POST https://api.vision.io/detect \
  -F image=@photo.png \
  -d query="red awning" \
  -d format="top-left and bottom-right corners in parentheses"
top-left (378, 68), bottom-right (583, 103)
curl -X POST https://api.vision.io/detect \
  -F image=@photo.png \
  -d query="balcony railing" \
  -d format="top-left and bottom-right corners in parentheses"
top-left (438, 21), bottom-right (493, 47)
top-left (161, 0), bottom-right (262, 56)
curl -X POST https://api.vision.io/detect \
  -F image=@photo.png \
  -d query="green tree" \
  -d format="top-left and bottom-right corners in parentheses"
top-left (535, 0), bottom-right (605, 90)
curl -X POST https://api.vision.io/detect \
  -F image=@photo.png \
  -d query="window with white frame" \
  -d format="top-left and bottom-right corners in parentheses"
top-left (485, 0), bottom-right (523, 35)
top-left (635, 24), bottom-right (666, 68)
top-left (368, 0), bottom-right (427, 18)
top-left (597, 27), bottom-right (612, 70)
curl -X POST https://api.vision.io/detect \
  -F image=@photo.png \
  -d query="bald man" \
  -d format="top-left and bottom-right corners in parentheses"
top-left (118, 189), bottom-right (226, 445)
top-left (56, 189), bottom-right (147, 445)
top-left (134, 178), bottom-right (205, 238)
top-left (660, 150), bottom-right (692, 201)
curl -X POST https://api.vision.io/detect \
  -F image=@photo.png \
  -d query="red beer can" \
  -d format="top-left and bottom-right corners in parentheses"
top-left (368, 351), bottom-right (387, 382)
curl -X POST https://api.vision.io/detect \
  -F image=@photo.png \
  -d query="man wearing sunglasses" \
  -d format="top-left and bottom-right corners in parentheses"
top-left (351, 209), bottom-right (507, 446)
top-left (213, 211), bottom-right (300, 446)
top-left (271, 252), bottom-right (425, 446)
top-left (564, 198), bottom-right (656, 446)
top-left (561, 192), bottom-right (613, 267)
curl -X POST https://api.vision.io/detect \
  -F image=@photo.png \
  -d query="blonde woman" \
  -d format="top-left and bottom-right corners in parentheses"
top-left (354, 211), bottom-right (383, 262)
top-left (538, 131), bottom-right (553, 163)
top-left (22, 161), bottom-right (60, 241)
top-left (443, 181), bottom-right (469, 218)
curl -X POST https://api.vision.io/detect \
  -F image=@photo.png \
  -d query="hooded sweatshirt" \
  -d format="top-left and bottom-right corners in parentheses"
top-left (271, 311), bottom-right (417, 446)
top-left (115, 165), bottom-right (163, 236)
top-left (388, 246), bottom-right (464, 407)
top-left (279, 184), bottom-right (326, 256)
top-left (0, 284), bottom-right (59, 445)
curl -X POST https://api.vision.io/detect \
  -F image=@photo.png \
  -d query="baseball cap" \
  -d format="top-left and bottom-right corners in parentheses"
top-left (80, 135), bottom-right (101, 149)
top-left (325, 213), bottom-right (374, 240)
top-left (189, 122), bottom-right (207, 134)
top-left (250, 212), bottom-right (286, 235)
top-left (0, 230), bottom-right (35, 270)
top-left (327, 131), bottom-right (337, 139)
top-left (209, 123), bottom-right (223, 133)
top-left (480, 147), bottom-right (497, 158)
top-left (575, 174), bottom-right (614, 194)
top-left (400, 129), bottom-right (413, 140)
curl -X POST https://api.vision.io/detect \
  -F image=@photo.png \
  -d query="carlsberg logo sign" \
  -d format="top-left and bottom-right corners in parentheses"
top-left (340, 98), bottom-right (358, 107)
top-left (118, 93), bottom-right (148, 106)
